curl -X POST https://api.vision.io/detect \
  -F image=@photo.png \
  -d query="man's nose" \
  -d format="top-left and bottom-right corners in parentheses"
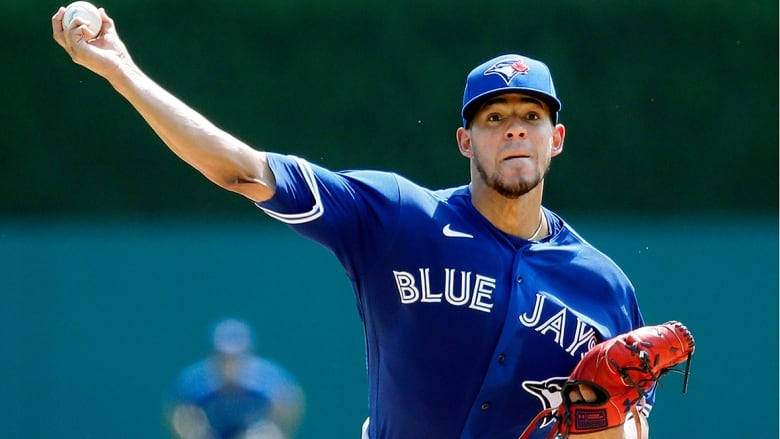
top-left (504, 123), bottom-right (527, 140)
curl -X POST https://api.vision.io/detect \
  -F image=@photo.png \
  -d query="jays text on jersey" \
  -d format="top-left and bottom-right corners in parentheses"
top-left (257, 154), bottom-right (650, 439)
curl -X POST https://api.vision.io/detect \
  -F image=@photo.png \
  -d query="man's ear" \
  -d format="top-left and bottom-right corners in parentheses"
top-left (456, 127), bottom-right (473, 158)
top-left (551, 124), bottom-right (565, 158)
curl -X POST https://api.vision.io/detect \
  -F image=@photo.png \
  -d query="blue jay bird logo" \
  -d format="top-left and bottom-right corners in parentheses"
top-left (522, 376), bottom-right (568, 428)
top-left (484, 58), bottom-right (531, 84)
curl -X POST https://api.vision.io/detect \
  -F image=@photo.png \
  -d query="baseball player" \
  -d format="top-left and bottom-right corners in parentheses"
top-left (167, 319), bottom-right (304, 439)
top-left (52, 7), bottom-right (693, 439)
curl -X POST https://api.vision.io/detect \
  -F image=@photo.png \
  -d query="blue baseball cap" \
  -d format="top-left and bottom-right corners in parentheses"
top-left (211, 318), bottom-right (254, 355)
top-left (461, 54), bottom-right (562, 127)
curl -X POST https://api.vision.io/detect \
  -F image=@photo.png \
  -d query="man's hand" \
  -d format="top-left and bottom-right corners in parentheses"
top-left (566, 383), bottom-right (600, 404)
top-left (52, 6), bottom-right (133, 80)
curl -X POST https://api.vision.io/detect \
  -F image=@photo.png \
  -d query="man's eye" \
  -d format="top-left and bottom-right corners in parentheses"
top-left (526, 112), bottom-right (540, 121)
top-left (487, 114), bottom-right (502, 122)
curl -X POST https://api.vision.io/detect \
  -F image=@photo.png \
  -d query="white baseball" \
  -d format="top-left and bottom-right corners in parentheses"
top-left (62, 1), bottom-right (102, 36)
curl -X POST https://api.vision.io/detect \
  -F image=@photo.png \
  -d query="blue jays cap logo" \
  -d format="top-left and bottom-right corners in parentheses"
top-left (484, 58), bottom-right (531, 85)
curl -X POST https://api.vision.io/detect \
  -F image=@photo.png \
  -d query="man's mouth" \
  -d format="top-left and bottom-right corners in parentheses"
top-left (503, 154), bottom-right (531, 162)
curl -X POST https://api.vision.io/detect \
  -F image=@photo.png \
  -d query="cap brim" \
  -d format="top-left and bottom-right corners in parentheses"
top-left (462, 87), bottom-right (562, 126)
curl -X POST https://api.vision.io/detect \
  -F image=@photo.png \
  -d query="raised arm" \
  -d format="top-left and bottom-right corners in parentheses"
top-left (51, 6), bottom-right (275, 202)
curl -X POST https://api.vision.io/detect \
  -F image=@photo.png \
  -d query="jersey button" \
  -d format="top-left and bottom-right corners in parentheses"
top-left (516, 276), bottom-right (523, 284)
top-left (497, 353), bottom-right (506, 363)
top-left (481, 402), bottom-right (491, 410)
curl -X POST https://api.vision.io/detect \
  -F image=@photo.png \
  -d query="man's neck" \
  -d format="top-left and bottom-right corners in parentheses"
top-left (469, 180), bottom-right (547, 239)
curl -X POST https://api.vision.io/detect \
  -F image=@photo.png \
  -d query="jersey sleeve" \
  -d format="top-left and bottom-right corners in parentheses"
top-left (256, 153), bottom-right (401, 278)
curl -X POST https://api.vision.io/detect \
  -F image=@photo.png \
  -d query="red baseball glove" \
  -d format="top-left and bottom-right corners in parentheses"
top-left (519, 321), bottom-right (695, 439)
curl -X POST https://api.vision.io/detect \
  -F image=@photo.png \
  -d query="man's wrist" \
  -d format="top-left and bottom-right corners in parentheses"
top-left (107, 60), bottom-right (144, 94)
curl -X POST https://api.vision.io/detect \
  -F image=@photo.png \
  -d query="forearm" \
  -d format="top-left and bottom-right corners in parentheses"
top-left (106, 62), bottom-right (275, 202)
top-left (53, 7), bottom-right (275, 202)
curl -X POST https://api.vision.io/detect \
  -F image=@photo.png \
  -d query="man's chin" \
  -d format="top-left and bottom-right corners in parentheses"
top-left (490, 177), bottom-right (542, 198)
top-left (490, 183), bottom-right (534, 198)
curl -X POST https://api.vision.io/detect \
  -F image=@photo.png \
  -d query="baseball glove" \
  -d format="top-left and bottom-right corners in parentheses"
top-left (519, 321), bottom-right (695, 439)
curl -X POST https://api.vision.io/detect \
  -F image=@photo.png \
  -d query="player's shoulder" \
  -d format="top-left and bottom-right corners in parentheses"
top-left (544, 211), bottom-right (643, 331)
top-left (267, 152), bottom-right (467, 201)
top-left (343, 168), bottom-right (469, 208)
top-left (243, 356), bottom-right (294, 380)
top-left (266, 153), bottom-right (473, 222)
top-left (338, 168), bottom-right (402, 193)
top-left (173, 359), bottom-right (219, 401)
top-left (333, 162), bottom-right (397, 180)
top-left (239, 356), bottom-right (302, 395)
top-left (550, 212), bottom-right (633, 289)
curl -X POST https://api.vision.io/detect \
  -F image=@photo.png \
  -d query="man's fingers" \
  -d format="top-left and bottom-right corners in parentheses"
top-left (51, 7), bottom-right (67, 48)
top-left (567, 384), bottom-right (599, 404)
top-left (70, 18), bottom-right (99, 40)
top-left (62, 16), bottom-right (98, 55)
top-left (578, 384), bottom-right (598, 402)
top-left (98, 8), bottom-right (117, 34)
top-left (52, 5), bottom-right (127, 78)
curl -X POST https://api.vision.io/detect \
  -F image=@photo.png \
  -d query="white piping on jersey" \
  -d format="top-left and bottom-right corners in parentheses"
top-left (257, 156), bottom-right (325, 224)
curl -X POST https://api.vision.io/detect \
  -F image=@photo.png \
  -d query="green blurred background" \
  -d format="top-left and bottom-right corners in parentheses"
top-left (1, 0), bottom-right (777, 438)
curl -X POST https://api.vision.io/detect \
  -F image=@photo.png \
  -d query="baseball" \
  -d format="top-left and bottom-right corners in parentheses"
top-left (62, 1), bottom-right (102, 35)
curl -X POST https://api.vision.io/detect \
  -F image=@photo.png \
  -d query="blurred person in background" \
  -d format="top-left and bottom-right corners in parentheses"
top-left (166, 319), bottom-right (305, 439)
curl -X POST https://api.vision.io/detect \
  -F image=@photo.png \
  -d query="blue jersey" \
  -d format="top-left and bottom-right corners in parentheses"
top-left (257, 154), bottom-right (650, 439)
top-left (172, 356), bottom-right (301, 438)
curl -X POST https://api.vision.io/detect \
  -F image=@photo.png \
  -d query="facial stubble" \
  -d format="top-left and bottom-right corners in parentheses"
top-left (472, 143), bottom-right (551, 199)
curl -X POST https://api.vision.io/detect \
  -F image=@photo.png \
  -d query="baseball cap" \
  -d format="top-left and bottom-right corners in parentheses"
top-left (211, 318), bottom-right (254, 355)
top-left (461, 54), bottom-right (562, 127)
